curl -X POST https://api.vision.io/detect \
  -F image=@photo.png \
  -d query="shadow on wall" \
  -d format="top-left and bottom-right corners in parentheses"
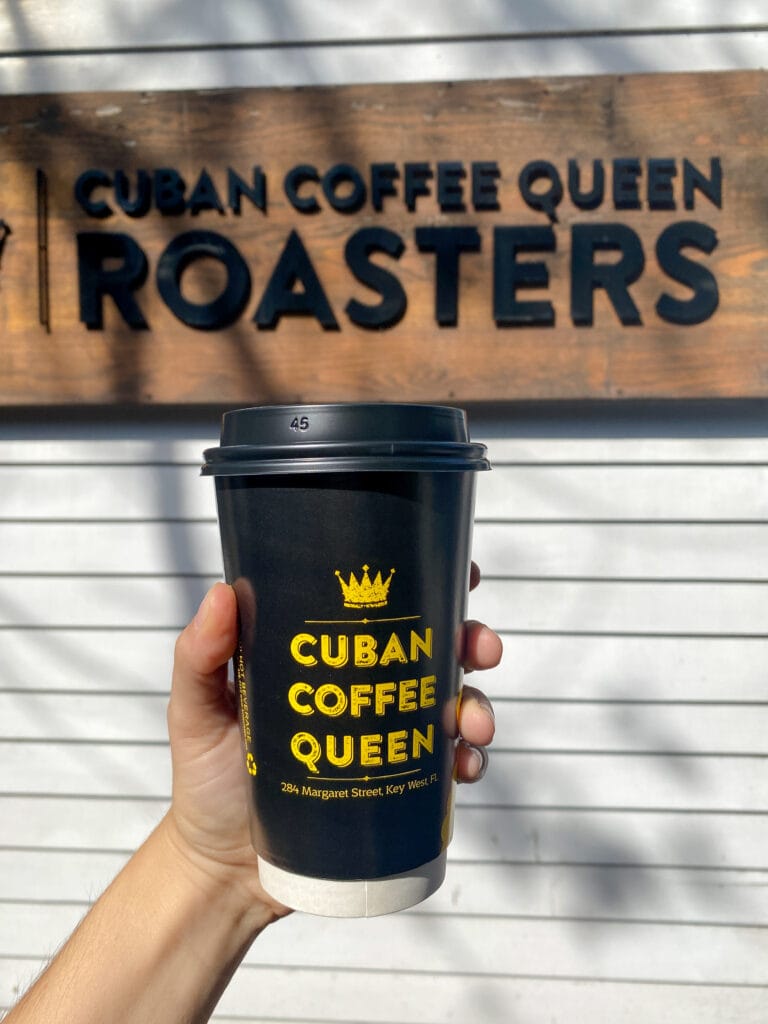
top-left (2, 5), bottom-right (766, 1015)
top-left (2, 0), bottom-right (762, 84)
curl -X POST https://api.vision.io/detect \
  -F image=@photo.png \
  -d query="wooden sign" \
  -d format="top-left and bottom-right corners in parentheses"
top-left (0, 71), bottom-right (765, 404)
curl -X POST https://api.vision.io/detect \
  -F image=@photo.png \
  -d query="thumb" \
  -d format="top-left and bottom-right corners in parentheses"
top-left (168, 583), bottom-right (239, 742)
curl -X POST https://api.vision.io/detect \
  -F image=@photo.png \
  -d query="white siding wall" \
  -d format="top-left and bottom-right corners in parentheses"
top-left (1, 4), bottom-right (767, 1022)
top-left (1, 1), bottom-right (766, 91)
top-left (2, 411), bottom-right (767, 1021)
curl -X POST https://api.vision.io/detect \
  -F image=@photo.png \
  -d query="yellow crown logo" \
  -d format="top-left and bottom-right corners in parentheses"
top-left (335, 564), bottom-right (395, 608)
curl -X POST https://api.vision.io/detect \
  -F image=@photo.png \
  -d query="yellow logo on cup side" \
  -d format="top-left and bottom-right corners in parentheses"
top-left (335, 564), bottom-right (395, 608)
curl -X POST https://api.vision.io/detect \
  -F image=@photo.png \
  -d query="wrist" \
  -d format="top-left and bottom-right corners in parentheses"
top-left (157, 812), bottom-right (287, 940)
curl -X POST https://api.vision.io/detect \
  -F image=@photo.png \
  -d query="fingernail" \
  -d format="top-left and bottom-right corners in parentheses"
top-left (463, 742), bottom-right (488, 782)
top-left (476, 691), bottom-right (496, 723)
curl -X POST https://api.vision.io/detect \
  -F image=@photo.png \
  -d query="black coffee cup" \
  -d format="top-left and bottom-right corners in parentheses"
top-left (202, 403), bottom-right (489, 916)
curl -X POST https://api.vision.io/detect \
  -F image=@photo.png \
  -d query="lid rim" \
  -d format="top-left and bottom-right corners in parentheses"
top-left (202, 459), bottom-right (490, 477)
top-left (203, 439), bottom-right (487, 461)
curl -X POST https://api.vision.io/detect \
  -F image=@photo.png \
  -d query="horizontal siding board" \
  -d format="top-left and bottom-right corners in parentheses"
top-left (0, 522), bottom-right (223, 574)
top-left (219, 971), bottom-right (768, 1024)
top-left (459, 752), bottom-right (768, 811)
top-left (428, 864), bottom-right (768, 925)
top-left (5, 576), bottom-right (764, 632)
top-left (483, 434), bottom-right (768, 462)
top-left (469, 579), bottom-right (768, 635)
top-left (4, 962), bottom-right (767, 1024)
top-left (1, 903), bottom-right (85, 957)
top-left (0, 466), bottom-right (217, 521)
top-left (0, 577), bottom-right (212, 628)
top-left (0, 742), bottom-right (173, 797)
top-left (3, 693), bottom-right (767, 755)
top-left (0, 439), bottom-right (209, 464)
top-left (2, 0), bottom-right (764, 50)
top-left (479, 466), bottom-right (768, 522)
top-left (1, 742), bottom-right (763, 810)
top-left (3, 852), bottom-right (766, 925)
top-left (219, 970), bottom-right (768, 1024)
top-left (0, 628), bottom-right (178, 693)
top-left (3, 904), bottom-right (766, 984)
top-left (0, 849), bottom-right (129, 902)
top-left (3, 464), bottom-right (767, 520)
top-left (3, 521), bottom-right (768, 578)
top-left (3, 798), bottom-right (765, 870)
top-left (495, 702), bottom-right (768, 755)
top-left (0, 796), bottom-right (168, 849)
top-left (481, 437), bottom-right (768, 464)
top-left (2, 437), bottom-right (767, 464)
top-left (1, 33), bottom-right (765, 93)
top-left (2, 631), bottom-right (765, 701)
top-left (0, 692), bottom-right (170, 742)
top-left (1, 795), bottom-right (765, 870)
top-left (484, 635), bottom-right (768, 702)
top-left (473, 523), bottom-right (768, 580)
top-left (244, 913), bottom-right (768, 985)
top-left (451, 808), bottom-right (768, 870)
top-left (3, 964), bottom-right (768, 1024)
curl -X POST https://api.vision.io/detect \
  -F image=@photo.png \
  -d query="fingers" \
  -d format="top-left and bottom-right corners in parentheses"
top-left (461, 619), bottom-right (503, 673)
top-left (457, 684), bottom-right (496, 746)
top-left (456, 740), bottom-right (489, 783)
top-left (457, 564), bottom-right (499, 784)
top-left (455, 684), bottom-right (495, 784)
top-left (170, 579), bottom-right (499, 788)
top-left (469, 560), bottom-right (481, 591)
top-left (169, 583), bottom-right (239, 738)
top-left (466, 562), bottom-right (503, 669)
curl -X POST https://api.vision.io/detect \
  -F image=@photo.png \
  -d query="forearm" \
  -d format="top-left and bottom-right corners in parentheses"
top-left (5, 814), bottom-right (274, 1024)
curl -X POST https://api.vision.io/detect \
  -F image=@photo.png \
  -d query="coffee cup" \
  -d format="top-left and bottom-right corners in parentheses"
top-left (202, 403), bottom-right (489, 916)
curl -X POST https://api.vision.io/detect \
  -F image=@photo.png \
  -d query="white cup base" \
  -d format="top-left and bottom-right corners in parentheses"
top-left (257, 851), bottom-right (447, 917)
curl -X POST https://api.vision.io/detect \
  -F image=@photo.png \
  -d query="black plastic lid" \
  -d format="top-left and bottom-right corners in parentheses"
top-left (202, 403), bottom-right (490, 476)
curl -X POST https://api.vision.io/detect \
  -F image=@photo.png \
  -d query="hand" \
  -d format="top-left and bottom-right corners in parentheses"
top-left (455, 561), bottom-right (502, 781)
top-left (165, 566), bottom-right (501, 915)
top-left (165, 582), bottom-right (280, 919)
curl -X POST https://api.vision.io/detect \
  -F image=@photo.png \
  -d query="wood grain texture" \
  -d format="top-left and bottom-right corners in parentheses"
top-left (0, 71), bottom-right (765, 403)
